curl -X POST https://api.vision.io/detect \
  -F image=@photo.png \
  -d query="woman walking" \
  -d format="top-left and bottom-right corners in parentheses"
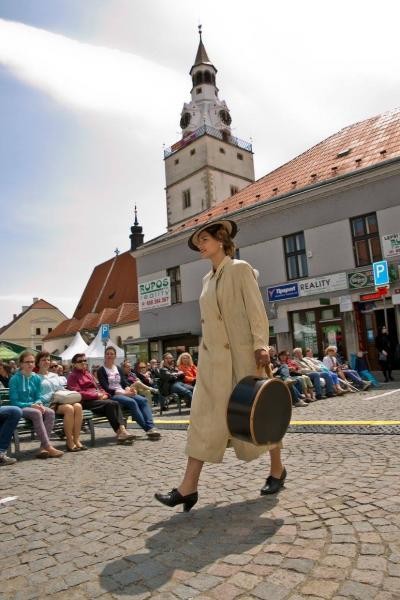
top-left (155, 219), bottom-right (286, 512)
top-left (375, 326), bottom-right (395, 382)
top-left (9, 351), bottom-right (63, 459)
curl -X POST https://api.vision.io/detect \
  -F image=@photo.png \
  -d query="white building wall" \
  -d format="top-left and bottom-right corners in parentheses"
top-left (305, 220), bottom-right (355, 276)
top-left (240, 238), bottom-right (286, 287)
top-left (377, 205), bottom-right (400, 236)
top-left (181, 260), bottom-right (209, 303)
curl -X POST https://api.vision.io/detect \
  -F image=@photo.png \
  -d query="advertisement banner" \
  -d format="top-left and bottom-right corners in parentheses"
top-left (139, 277), bottom-right (171, 311)
top-left (298, 273), bottom-right (347, 297)
top-left (267, 283), bottom-right (299, 302)
top-left (382, 233), bottom-right (400, 258)
top-left (347, 268), bottom-right (374, 289)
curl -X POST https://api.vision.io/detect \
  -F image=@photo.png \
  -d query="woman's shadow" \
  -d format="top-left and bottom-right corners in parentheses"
top-left (100, 495), bottom-right (282, 596)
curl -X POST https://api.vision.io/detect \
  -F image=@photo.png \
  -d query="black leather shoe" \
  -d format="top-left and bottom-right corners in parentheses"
top-left (154, 488), bottom-right (198, 512)
top-left (260, 468), bottom-right (287, 496)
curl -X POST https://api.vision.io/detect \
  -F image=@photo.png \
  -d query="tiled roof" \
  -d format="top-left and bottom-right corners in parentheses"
top-left (43, 303), bottom-right (139, 341)
top-left (73, 252), bottom-right (138, 320)
top-left (172, 107), bottom-right (400, 234)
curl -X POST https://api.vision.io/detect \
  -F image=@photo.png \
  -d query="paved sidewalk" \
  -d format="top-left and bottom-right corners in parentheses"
top-left (0, 387), bottom-right (400, 599)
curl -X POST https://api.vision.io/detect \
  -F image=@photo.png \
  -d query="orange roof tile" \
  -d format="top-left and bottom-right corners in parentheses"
top-left (172, 107), bottom-right (400, 233)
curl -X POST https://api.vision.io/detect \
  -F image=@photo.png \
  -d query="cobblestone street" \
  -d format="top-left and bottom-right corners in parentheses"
top-left (1, 384), bottom-right (400, 599)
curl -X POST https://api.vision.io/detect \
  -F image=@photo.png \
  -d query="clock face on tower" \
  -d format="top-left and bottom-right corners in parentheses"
top-left (180, 112), bottom-right (191, 128)
top-left (219, 109), bottom-right (232, 126)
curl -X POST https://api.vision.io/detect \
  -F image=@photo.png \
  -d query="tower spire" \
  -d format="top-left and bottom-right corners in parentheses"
top-left (130, 205), bottom-right (144, 251)
top-left (193, 24), bottom-right (211, 67)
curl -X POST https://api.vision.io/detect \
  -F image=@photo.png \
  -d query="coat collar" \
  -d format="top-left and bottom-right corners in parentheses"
top-left (211, 255), bottom-right (232, 280)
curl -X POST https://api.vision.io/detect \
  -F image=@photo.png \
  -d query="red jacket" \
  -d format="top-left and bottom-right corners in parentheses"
top-left (67, 368), bottom-right (108, 401)
top-left (179, 364), bottom-right (197, 385)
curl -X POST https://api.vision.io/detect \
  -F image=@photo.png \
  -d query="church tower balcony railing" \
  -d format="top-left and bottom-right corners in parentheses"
top-left (164, 124), bottom-right (252, 158)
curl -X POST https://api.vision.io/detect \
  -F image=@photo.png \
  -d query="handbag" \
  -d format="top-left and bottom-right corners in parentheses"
top-left (378, 351), bottom-right (387, 361)
top-left (53, 390), bottom-right (82, 404)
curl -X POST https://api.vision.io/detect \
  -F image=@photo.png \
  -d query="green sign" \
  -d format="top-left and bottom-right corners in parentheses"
top-left (347, 268), bottom-right (374, 289)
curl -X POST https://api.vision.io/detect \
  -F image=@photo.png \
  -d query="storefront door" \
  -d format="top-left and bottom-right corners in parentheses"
top-left (291, 306), bottom-right (347, 360)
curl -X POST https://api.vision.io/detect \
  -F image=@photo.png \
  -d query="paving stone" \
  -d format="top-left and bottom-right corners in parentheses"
top-left (228, 571), bottom-right (261, 590)
top-left (252, 581), bottom-right (291, 600)
top-left (339, 580), bottom-right (379, 599)
top-left (301, 579), bottom-right (340, 599)
top-left (383, 576), bottom-right (400, 593)
top-left (357, 556), bottom-right (387, 570)
top-left (350, 569), bottom-right (384, 586)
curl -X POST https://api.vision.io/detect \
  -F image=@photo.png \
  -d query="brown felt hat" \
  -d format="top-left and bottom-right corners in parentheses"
top-left (188, 219), bottom-right (238, 251)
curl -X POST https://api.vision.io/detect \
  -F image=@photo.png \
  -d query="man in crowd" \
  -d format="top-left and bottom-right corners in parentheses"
top-left (159, 353), bottom-right (193, 408)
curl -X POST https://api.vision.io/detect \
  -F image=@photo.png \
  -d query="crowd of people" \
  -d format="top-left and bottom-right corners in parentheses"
top-left (0, 338), bottom-right (391, 468)
top-left (0, 349), bottom-right (198, 467)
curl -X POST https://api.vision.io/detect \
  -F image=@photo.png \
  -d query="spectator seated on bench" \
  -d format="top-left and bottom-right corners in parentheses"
top-left (176, 353), bottom-right (197, 387)
top-left (36, 351), bottom-right (87, 452)
top-left (354, 350), bottom-right (380, 388)
top-left (0, 404), bottom-right (22, 465)
top-left (122, 360), bottom-right (165, 410)
top-left (323, 346), bottom-right (371, 391)
top-left (97, 348), bottom-right (160, 439)
top-left (159, 352), bottom-right (193, 408)
top-left (275, 351), bottom-right (308, 407)
top-left (292, 347), bottom-right (335, 400)
top-left (303, 348), bottom-right (345, 396)
top-left (9, 351), bottom-right (64, 459)
top-left (0, 361), bottom-right (11, 389)
top-left (67, 353), bottom-right (134, 445)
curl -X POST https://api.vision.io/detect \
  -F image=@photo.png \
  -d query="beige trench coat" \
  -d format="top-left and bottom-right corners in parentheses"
top-left (186, 256), bottom-right (282, 463)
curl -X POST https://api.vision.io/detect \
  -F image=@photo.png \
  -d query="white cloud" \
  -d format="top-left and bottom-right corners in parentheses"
top-left (0, 18), bottom-right (185, 121)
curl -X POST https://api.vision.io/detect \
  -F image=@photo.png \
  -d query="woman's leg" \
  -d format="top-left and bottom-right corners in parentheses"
top-left (72, 403), bottom-right (83, 446)
top-left (178, 456), bottom-right (204, 495)
top-left (134, 395), bottom-right (155, 431)
top-left (113, 395), bottom-right (147, 431)
top-left (22, 407), bottom-right (52, 450)
top-left (269, 446), bottom-right (284, 478)
top-left (57, 405), bottom-right (74, 448)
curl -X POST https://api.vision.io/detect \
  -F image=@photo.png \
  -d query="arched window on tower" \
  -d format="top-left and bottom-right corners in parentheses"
top-left (194, 71), bottom-right (203, 85)
top-left (211, 73), bottom-right (216, 85)
top-left (204, 70), bottom-right (212, 84)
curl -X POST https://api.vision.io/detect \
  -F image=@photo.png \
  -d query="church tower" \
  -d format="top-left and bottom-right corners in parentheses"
top-left (164, 26), bottom-right (255, 228)
top-left (129, 205), bottom-right (144, 251)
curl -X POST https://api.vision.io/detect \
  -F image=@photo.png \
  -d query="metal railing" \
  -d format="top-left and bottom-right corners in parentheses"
top-left (164, 125), bottom-right (252, 158)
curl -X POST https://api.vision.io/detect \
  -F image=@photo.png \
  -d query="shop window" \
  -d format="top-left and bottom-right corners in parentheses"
top-left (350, 212), bottom-right (382, 267)
top-left (284, 232), bottom-right (308, 280)
top-left (167, 266), bottom-right (182, 304)
top-left (292, 310), bottom-right (318, 354)
top-left (182, 189), bottom-right (191, 209)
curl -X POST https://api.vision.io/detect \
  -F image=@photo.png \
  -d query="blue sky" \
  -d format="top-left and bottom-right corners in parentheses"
top-left (1, 0), bottom-right (400, 326)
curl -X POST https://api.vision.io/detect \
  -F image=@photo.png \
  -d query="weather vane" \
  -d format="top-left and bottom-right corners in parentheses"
top-left (114, 248), bottom-right (120, 256)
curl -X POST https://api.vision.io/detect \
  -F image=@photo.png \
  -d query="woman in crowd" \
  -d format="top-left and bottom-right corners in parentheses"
top-left (9, 351), bottom-right (63, 459)
top-left (121, 360), bottom-right (162, 408)
top-left (97, 347), bottom-right (161, 439)
top-left (56, 363), bottom-right (68, 387)
top-left (0, 361), bottom-right (11, 388)
top-left (155, 219), bottom-right (287, 512)
top-left (304, 348), bottom-right (345, 395)
top-left (375, 326), bottom-right (395, 382)
top-left (36, 351), bottom-right (87, 452)
top-left (176, 353), bottom-right (197, 387)
top-left (67, 353), bottom-right (134, 444)
top-left (276, 350), bottom-right (308, 407)
top-left (323, 346), bottom-right (369, 391)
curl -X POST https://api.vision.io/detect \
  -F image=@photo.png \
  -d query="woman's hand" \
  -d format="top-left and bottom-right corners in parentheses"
top-left (255, 349), bottom-right (270, 368)
top-left (32, 403), bottom-right (45, 413)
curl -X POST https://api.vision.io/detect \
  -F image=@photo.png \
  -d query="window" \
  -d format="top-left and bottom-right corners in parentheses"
top-left (182, 189), bottom-right (191, 209)
top-left (190, 148), bottom-right (196, 156)
top-left (35, 327), bottom-right (41, 335)
top-left (350, 212), bottom-right (382, 267)
top-left (230, 185), bottom-right (239, 196)
top-left (35, 345), bottom-right (42, 351)
top-left (219, 147), bottom-right (226, 154)
top-left (174, 158), bottom-right (179, 165)
top-left (196, 87), bottom-right (202, 94)
top-left (48, 327), bottom-right (53, 333)
top-left (237, 153), bottom-right (243, 160)
top-left (284, 232), bottom-right (308, 280)
top-left (167, 267), bottom-right (182, 304)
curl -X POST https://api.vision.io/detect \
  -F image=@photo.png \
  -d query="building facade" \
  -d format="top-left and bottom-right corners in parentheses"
top-left (136, 94), bottom-right (400, 366)
top-left (0, 298), bottom-right (67, 351)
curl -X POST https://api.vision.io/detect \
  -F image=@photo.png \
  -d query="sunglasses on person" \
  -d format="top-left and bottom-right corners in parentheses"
top-left (50, 364), bottom-right (58, 369)
top-left (75, 359), bottom-right (87, 364)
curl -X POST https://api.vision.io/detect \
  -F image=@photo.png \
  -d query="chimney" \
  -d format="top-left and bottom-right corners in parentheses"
top-left (33, 297), bottom-right (39, 303)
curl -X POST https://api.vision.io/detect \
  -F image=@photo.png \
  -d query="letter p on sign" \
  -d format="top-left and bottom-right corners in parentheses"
top-left (373, 260), bottom-right (389, 286)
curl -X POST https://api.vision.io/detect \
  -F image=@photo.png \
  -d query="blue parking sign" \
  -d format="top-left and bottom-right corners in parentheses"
top-left (372, 260), bottom-right (389, 286)
top-left (101, 324), bottom-right (110, 340)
